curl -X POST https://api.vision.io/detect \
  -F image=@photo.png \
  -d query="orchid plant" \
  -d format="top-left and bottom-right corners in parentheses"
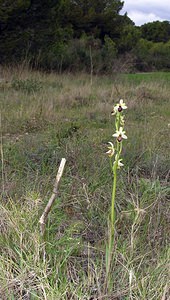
top-left (106, 99), bottom-right (127, 282)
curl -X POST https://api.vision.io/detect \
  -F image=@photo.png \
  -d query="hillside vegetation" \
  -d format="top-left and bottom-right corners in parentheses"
top-left (1, 1), bottom-right (170, 72)
top-left (0, 67), bottom-right (170, 299)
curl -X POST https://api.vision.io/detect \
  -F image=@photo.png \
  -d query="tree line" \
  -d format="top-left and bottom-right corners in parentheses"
top-left (0, 0), bottom-right (170, 72)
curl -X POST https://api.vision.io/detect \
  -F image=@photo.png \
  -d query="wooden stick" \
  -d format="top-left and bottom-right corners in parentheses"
top-left (39, 158), bottom-right (66, 236)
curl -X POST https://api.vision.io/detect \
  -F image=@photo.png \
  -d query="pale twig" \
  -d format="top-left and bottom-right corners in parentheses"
top-left (161, 284), bottom-right (169, 300)
top-left (39, 158), bottom-right (66, 236)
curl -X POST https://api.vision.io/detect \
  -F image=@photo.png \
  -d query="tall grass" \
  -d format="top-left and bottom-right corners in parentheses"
top-left (0, 66), bottom-right (169, 299)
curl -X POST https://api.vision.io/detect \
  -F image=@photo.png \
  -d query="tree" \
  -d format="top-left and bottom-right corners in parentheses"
top-left (0, 0), bottom-right (73, 66)
top-left (133, 38), bottom-right (154, 71)
top-left (141, 21), bottom-right (170, 43)
top-left (61, 0), bottom-right (125, 40)
top-left (117, 15), bottom-right (140, 53)
top-left (149, 41), bottom-right (170, 69)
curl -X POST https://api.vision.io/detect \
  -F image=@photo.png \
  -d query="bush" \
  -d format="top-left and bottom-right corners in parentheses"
top-left (12, 78), bottom-right (42, 94)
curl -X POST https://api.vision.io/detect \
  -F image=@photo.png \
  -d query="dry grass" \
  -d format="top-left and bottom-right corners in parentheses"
top-left (0, 66), bottom-right (169, 299)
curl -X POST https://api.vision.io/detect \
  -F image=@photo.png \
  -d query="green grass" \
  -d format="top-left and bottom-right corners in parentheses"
top-left (120, 71), bottom-right (170, 84)
top-left (0, 66), bottom-right (169, 299)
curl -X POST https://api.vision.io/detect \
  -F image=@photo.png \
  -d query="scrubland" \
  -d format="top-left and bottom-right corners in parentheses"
top-left (0, 66), bottom-right (169, 299)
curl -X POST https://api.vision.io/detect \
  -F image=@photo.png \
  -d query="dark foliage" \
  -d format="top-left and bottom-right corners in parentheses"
top-left (0, 0), bottom-right (170, 72)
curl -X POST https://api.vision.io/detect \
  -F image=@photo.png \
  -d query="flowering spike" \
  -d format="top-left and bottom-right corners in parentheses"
top-left (105, 97), bottom-right (127, 279)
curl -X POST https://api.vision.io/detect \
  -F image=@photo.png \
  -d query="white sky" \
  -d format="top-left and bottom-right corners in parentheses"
top-left (121, 0), bottom-right (170, 26)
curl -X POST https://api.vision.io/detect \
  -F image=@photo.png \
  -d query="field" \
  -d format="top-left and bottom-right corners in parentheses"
top-left (0, 66), bottom-right (170, 299)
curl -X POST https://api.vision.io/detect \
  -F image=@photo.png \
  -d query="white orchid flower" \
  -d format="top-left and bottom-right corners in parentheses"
top-left (106, 142), bottom-right (115, 157)
top-left (113, 155), bottom-right (124, 169)
top-left (112, 99), bottom-right (127, 114)
top-left (112, 127), bottom-right (127, 142)
top-left (117, 159), bottom-right (124, 168)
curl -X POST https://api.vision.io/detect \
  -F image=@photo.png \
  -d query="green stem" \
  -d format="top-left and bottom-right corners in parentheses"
top-left (109, 157), bottom-right (113, 171)
top-left (106, 154), bottom-right (118, 280)
top-left (111, 167), bottom-right (117, 230)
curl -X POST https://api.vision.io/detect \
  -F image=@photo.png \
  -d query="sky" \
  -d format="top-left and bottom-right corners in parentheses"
top-left (121, 0), bottom-right (170, 26)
